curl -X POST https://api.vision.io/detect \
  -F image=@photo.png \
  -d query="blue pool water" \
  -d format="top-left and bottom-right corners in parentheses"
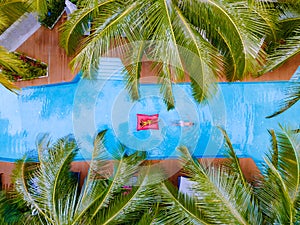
top-left (0, 65), bottom-right (299, 164)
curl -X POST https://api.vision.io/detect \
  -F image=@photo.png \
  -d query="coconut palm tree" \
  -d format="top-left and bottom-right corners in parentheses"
top-left (153, 127), bottom-right (300, 224)
top-left (2, 126), bottom-right (299, 224)
top-left (6, 130), bottom-right (160, 224)
top-left (60, 0), bottom-right (297, 109)
top-left (256, 127), bottom-right (300, 224)
top-left (154, 132), bottom-right (262, 224)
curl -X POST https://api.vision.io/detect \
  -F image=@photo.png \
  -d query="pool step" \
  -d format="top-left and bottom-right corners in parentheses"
top-left (98, 57), bottom-right (126, 80)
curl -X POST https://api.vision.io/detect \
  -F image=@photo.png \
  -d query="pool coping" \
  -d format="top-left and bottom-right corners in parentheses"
top-left (21, 71), bottom-right (299, 91)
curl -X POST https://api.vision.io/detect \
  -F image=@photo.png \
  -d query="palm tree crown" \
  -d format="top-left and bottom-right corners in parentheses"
top-left (59, 0), bottom-right (300, 109)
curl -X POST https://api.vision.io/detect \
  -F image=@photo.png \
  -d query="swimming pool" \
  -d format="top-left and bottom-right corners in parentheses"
top-left (0, 58), bottom-right (299, 165)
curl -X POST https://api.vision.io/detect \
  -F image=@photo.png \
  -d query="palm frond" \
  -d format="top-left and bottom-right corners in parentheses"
top-left (182, 0), bottom-right (270, 80)
top-left (91, 164), bottom-right (161, 225)
top-left (157, 63), bottom-right (175, 110)
top-left (251, 1), bottom-right (279, 42)
top-left (12, 131), bottom-right (152, 224)
top-left (61, 0), bottom-right (300, 108)
top-left (266, 84), bottom-right (300, 118)
top-left (140, 0), bottom-right (186, 81)
top-left (263, 26), bottom-right (300, 73)
top-left (218, 127), bottom-right (247, 188)
top-left (268, 129), bottom-right (279, 169)
top-left (59, 1), bottom-right (99, 55)
top-left (36, 135), bottom-right (78, 224)
top-left (27, 0), bottom-right (48, 19)
top-left (275, 127), bottom-right (300, 202)
top-left (126, 0), bottom-right (218, 104)
top-left (13, 158), bottom-right (54, 223)
top-left (71, 130), bottom-right (113, 224)
top-left (177, 146), bottom-right (262, 225)
top-left (258, 127), bottom-right (300, 224)
top-left (262, 1), bottom-right (300, 73)
top-left (0, 0), bottom-right (30, 33)
top-left (0, 190), bottom-right (33, 224)
top-left (56, 185), bottom-right (79, 225)
top-left (122, 41), bottom-right (145, 101)
top-left (68, 1), bottom-right (138, 77)
top-left (171, 3), bottom-right (219, 102)
top-left (69, 129), bottom-right (149, 224)
top-left (88, 150), bottom-right (146, 221)
top-left (260, 160), bottom-right (296, 224)
top-left (156, 180), bottom-right (208, 225)
top-left (136, 204), bottom-right (160, 225)
top-left (13, 135), bottom-right (79, 224)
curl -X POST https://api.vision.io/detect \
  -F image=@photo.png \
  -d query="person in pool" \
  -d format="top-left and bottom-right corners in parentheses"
top-left (173, 120), bottom-right (194, 127)
top-left (139, 118), bottom-right (159, 128)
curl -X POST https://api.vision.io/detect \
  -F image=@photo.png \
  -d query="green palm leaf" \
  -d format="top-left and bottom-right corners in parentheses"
top-left (0, 0), bottom-right (29, 33)
top-left (59, 1), bottom-right (102, 56)
top-left (27, 0), bottom-right (48, 19)
top-left (156, 181), bottom-right (208, 225)
top-left (135, 204), bottom-right (160, 225)
top-left (14, 134), bottom-right (87, 224)
top-left (177, 146), bottom-right (262, 225)
top-left (0, 189), bottom-right (37, 224)
top-left (70, 130), bottom-right (158, 225)
top-left (90, 164), bottom-right (160, 225)
top-left (35, 135), bottom-right (78, 224)
top-left (171, 3), bottom-right (219, 102)
top-left (268, 129), bottom-right (279, 170)
top-left (122, 41), bottom-right (145, 101)
top-left (219, 127), bottom-right (247, 187)
top-left (12, 130), bottom-right (161, 224)
top-left (262, 2), bottom-right (300, 73)
top-left (146, 0), bottom-right (186, 81)
top-left (157, 62), bottom-right (175, 110)
top-left (182, 0), bottom-right (271, 81)
top-left (60, 0), bottom-right (287, 108)
top-left (266, 84), bottom-right (300, 118)
top-left (86, 151), bottom-right (147, 222)
top-left (264, 26), bottom-right (300, 73)
top-left (63, 1), bottom-right (138, 76)
top-left (275, 127), bottom-right (300, 202)
top-left (68, 131), bottom-right (110, 224)
top-left (13, 158), bottom-right (54, 223)
top-left (258, 127), bottom-right (300, 224)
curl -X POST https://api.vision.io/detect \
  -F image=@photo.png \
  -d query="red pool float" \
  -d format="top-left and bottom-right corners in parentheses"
top-left (137, 114), bottom-right (159, 131)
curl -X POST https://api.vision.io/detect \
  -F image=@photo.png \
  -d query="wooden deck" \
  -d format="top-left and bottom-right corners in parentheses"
top-left (15, 13), bottom-right (76, 88)
top-left (0, 158), bottom-right (260, 190)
